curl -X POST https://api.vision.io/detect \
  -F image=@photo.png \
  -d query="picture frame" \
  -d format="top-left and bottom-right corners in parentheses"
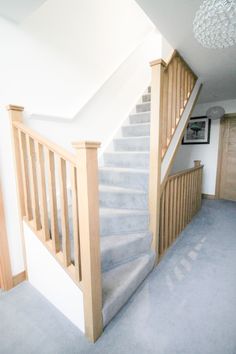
top-left (182, 116), bottom-right (211, 145)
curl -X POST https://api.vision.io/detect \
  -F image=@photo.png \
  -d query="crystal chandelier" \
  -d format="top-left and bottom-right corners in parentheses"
top-left (193, 0), bottom-right (236, 48)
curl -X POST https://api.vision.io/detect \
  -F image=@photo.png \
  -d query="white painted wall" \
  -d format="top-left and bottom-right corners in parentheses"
top-left (23, 223), bottom-right (85, 332)
top-left (0, 0), bottom-right (154, 117)
top-left (24, 30), bottom-right (163, 154)
top-left (172, 99), bottom-right (236, 195)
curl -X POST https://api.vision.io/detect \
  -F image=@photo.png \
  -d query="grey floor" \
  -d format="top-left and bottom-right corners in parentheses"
top-left (1, 200), bottom-right (236, 354)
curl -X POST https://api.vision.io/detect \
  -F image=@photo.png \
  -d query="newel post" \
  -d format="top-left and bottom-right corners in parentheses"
top-left (72, 141), bottom-right (103, 342)
top-left (7, 105), bottom-right (25, 217)
top-left (149, 59), bottom-right (166, 261)
top-left (194, 160), bottom-right (201, 167)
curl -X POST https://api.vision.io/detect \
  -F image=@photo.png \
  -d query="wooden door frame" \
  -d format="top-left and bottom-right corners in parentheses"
top-left (215, 113), bottom-right (236, 199)
top-left (0, 179), bottom-right (13, 290)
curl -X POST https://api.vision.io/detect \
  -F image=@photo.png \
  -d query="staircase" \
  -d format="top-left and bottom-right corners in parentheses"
top-left (99, 88), bottom-right (155, 327)
top-left (8, 50), bottom-right (202, 342)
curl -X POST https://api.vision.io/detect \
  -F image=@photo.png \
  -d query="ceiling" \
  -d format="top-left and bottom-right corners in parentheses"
top-left (136, 0), bottom-right (236, 103)
top-left (0, 0), bottom-right (46, 23)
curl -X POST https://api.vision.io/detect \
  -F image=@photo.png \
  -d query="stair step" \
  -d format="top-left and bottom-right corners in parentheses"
top-left (142, 93), bottom-right (151, 103)
top-left (102, 251), bottom-right (155, 327)
top-left (101, 232), bottom-right (152, 272)
top-left (136, 102), bottom-right (150, 113)
top-left (100, 208), bottom-right (149, 236)
top-left (99, 167), bottom-right (149, 191)
top-left (99, 185), bottom-right (148, 210)
top-left (129, 112), bottom-right (150, 124)
top-left (122, 123), bottom-right (150, 137)
top-left (103, 152), bottom-right (149, 169)
top-left (113, 136), bottom-right (150, 152)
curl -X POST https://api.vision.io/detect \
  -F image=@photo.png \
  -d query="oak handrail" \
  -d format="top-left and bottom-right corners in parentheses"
top-left (8, 105), bottom-right (103, 342)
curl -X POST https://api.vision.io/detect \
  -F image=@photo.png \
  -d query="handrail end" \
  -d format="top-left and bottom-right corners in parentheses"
top-left (6, 105), bottom-right (24, 112)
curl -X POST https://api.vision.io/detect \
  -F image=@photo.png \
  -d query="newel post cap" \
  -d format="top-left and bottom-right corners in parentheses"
top-left (150, 59), bottom-right (167, 68)
top-left (194, 160), bottom-right (201, 167)
top-left (6, 105), bottom-right (24, 112)
top-left (72, 141), bottom-right (101, 150)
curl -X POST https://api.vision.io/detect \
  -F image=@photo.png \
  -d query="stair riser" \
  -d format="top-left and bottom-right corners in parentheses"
top-left (136, 102), bottom-right (150, 113)
top-left (142, 94), bottom-right (151, 103)
top-left (100, 213), bottom-right (149, 236)
top-left (103, 153), bottom-right (149, 169)
top-left (122, 124), bottom-right (150, 137)
top-left (102, 252), bottom-right (155, 327)
top-left (99, 190), bottom-right (148, 210)
top-left (101, 234), bottom-right (152, 272)
top-left (129, 113), bottom-right (150, 124)
top-left (113, 137), bottom-right (150, 151)
top-left (99, 170), bottom-right (149, 191)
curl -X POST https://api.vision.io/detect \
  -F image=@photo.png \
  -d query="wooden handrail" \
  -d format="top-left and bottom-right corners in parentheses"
top-left (159, 161), bottom-right (203, 258)
top-left (149, 50), bottom-right (198, 259)
top-left (7, 105), bottom-right (103, 342)
top-left (12, 120), bottom-right (77, 165)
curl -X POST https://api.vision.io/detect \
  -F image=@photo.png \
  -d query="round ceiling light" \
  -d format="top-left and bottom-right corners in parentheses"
top-left (193, 0), bottom-right (236, 48)
top-left (206, 106), bottom-right (225, 119)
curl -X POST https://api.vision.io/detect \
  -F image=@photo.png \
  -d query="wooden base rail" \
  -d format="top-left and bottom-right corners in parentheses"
top-left (149, 50), bottom-right (198, 257)
top-left (7, 105), bottom-right (103, 342)
top-left (159, 161), bottom-right (203, 258)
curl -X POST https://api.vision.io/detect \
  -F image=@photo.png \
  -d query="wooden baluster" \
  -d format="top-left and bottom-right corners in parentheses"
top-left (149, 59), bottom-right (166, 259)
top-left (184, 69), bottom-right (188, 105)
top-left (72, 141), bottom-right (102, 342)
top-left (162, 70), bottom-right (168, 157)
top-left (194, 161), bottom-right (202, 211)
top-left (183, 174), bottom-right (187, 228)
top-left (159, 192), bottom-right (165, 257)
top-left (70, 165), bottom-right (81, 282)
top-left (164, 180), bottom-right (170, 250)
top-left (167, 62), bottom-right (173, 144)
top-left (46, 149), bottom-right (60, 253)
top-left (169, 179), bottom-right (173, 246)
top-left (172, 177), bottom-right (178, 241)
top-left (180, 63), bottom-right (185, 113)
top-left (172, 59), bottom-right (177, 133)
top-left (58, 157), bottom-right (70, 266)
top-left (180, 175), bottom-right (184, 232)
top-left (35, 142), bottom-right (50, 241)
top-left (176, 57), bottom-right (181, 125)
top-left (26, 135), bottom-right (41, 230)
top-left (18, 130), bottom-right (32, 221)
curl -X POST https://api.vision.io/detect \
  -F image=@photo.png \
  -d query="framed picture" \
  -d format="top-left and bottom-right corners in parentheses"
top-left (182, 116), bottom-right (211, 145)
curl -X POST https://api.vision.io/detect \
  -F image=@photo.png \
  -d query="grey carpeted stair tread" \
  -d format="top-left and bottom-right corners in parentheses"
top-left (100, 208), bottom-right (149, 236)
top-left (129, 112), bottom-right (150, 124)
top-left (100, 232), bottom-right (152, 272)
top-left (122, 123), bottom-right (150, 137)
top-left (136, 102), bottom-right (151, 113)
top-left (103, 151), bottom-right (149, 169)
top-left (99, 166), bottom-right (149, 191)
top-left (113, 136), bottom-right (150, 151)
top-left (102, 251), bottom-right (155, 327)
top-left (142, 93), bottom-right (151, 102)
top-left (99, 184), bottom-right (147, 210)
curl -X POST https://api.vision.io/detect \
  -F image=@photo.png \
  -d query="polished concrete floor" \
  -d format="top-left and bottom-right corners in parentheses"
top-left (1, 200), bottom-right (236, 354)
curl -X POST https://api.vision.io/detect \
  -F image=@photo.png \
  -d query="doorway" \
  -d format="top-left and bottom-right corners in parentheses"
top-left (216, 115), bottom-right (236, 201)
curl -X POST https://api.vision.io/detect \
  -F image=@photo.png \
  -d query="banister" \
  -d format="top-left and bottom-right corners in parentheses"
top-left (8, 104), bottom-right (103, 342)
top-left (168, 164), bottom-right (203, 181)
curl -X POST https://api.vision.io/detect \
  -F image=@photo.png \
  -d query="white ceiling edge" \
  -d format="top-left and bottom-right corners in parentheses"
top-left (0, 0), bottom-right (47, 23)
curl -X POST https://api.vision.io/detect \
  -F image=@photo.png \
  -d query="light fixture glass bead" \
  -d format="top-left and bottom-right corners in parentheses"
top-left (193, 0), bottom-right (236, 48)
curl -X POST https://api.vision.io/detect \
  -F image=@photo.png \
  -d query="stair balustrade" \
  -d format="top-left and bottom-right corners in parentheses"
top-left (8, 105), bottom-right (103, 342)
top-left (148, 50), bottom-right (200, 259)
top-left (159, 161), bottom-right (203, 258)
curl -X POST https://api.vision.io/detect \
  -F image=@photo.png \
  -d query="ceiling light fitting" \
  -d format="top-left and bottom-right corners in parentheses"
top-left (193, 0), bottom-right (236, 48)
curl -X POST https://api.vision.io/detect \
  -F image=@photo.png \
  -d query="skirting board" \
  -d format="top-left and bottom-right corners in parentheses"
top-left (13, 271), bottom-right (26, 286)
top-left (202, 194), bottom-right (216, 200)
